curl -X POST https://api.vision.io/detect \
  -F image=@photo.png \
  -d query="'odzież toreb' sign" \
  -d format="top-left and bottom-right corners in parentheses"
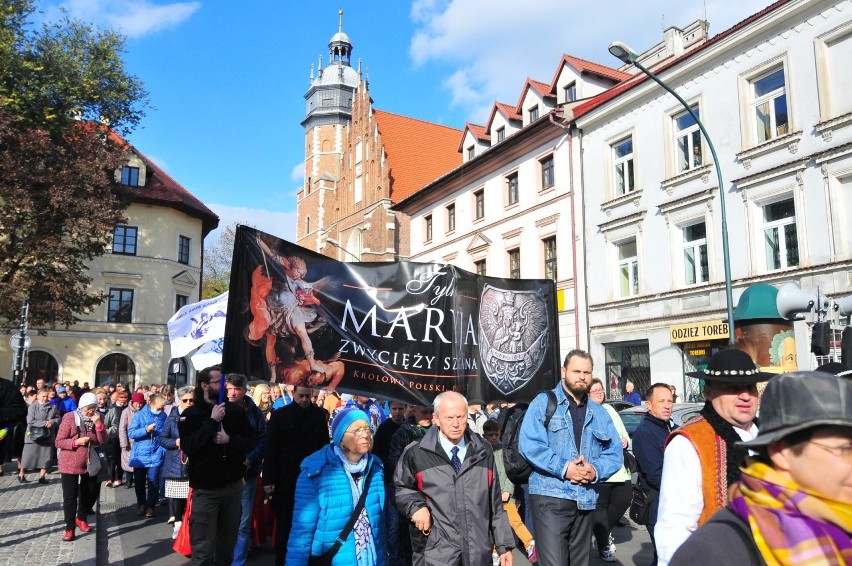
top-left (670, 320), bottom-right (730, 343)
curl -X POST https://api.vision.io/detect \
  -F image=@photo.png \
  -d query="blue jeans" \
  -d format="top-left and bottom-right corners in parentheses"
top-left (385, 483), bottom-right (401, 565)
top-left (232, 476), bottom-right (257, 566)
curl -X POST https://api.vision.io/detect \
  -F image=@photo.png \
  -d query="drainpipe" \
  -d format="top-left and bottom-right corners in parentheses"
top-left (549, 111), bottom-right (582, 350)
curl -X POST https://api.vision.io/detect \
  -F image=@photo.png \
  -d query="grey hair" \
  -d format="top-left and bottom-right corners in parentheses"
top-left (176, 385), bottom-right (195, 398)
top-left (432, 391), bottom-right (468, 416)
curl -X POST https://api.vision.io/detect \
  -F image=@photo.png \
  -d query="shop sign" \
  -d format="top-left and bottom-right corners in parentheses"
top-left (670, 320), bottom-right (729, 343)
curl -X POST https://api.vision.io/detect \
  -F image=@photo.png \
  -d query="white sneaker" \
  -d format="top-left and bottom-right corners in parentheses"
top-left (599, 548), bottom-right (617, 562)
top-left (172, 521), bottom-right (182, 539)
top-left (167, 516), bottom-right (175, 525)
top-left (608, 533), bottom-right (617, 555)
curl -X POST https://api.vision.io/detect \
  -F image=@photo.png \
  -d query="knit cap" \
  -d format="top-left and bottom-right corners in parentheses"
top-left (331, 408), bottom-right (369, 446)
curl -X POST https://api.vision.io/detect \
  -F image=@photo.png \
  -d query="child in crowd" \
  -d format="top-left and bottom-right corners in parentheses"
top-left (486, 419), bottom-right (538, 564)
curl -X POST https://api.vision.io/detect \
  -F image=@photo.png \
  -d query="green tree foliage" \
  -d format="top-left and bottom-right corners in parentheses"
top-left (0, 1), bottom-right (148, 328)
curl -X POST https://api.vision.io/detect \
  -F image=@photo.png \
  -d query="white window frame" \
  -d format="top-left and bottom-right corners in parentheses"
top-left (750, 66), bottom-right (789, 145)
top-left (496, 127), bottom-right (505, 142)
top-left (506, 172), bottom-right (519, 207)
top-left (673, 106), bottom-right (703, 173)
top-left (761, 197), bottom-right (799, 271)
top-left (682, 221), bottom-right (709, 285)
top-left (473, 189), bottom-right (485, 220)
top-left (617, 239), bottom-right (639, 297)
top-left (528, 105), bottom-right (539, 123)
top-left (612, 136), bottom-right (635, 196)
top-left (564, 82), bottom-right (577, 103)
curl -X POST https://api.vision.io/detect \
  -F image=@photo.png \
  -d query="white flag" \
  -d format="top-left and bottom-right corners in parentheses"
top-left (167, 292), bottom-right (228, 358)
top-left (190, 338), bottom-right (224, 371)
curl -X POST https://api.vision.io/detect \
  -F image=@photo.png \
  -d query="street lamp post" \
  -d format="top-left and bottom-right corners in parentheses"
top-left (608, 41), bottom-right (736, 345)
top-left (325, 237), bottom-right (361, 262)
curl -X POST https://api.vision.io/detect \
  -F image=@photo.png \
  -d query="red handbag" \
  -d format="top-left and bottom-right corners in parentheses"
top-left (172, 488), bottom-right (193, 557)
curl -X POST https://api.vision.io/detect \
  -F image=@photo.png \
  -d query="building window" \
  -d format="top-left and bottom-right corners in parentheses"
top-left (605, 341), bottom-right (651, 401)
top-left (752, 68), bottom-right (788, 143)
top-left (121, 166), bottom-right (139, 187)
top-left (528, 105), bottom-right (539, 122)
top-left (497, 127), bottom-right (506, 142)
top-left (613, 137), bottom-right (635, 196)
top-left (96, 353), bottom-right (136, 389)
top-left (474, 259), bottom-right (486, 276)
top-left (618, 239), bottom-right (639, 297)
top-left (506, 173), bottom-right (519, 205)
top-left (305, 216), bottom-right (311, 235)
top-left (683, 222), bottom-right (709, 285)
top-left (112, 226), bottom-right (137, 256)
top-left (446, 203), bottom-right (456, 233)
top-left (466, 146), bottom-right (475, 160)
top-left (175, 294), bottom-right (189, 313)
top-left (540, 155), bottom-right (555, 190)
top-left (763, 198), bottom-right (798, 270)
top-left (474, 189), bottom-right (485, 220)
top-left (543, 237), bottom-right (557, 280)
top-left (565, 83), bottom-right (577, 102)
top-left (108, 288), bottom-right (133, 323)
top-left (674, 107), bottom-right (702, 172)
top-left (177, 235), bottom-right (191, 265)
top-left (508, 249), bottom-right (521, 279)
top-left (424, 215), bottom-right (433, 242)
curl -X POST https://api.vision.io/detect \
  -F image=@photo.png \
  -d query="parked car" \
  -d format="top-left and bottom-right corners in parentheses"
top-left (618, 403), bottom-right (704, 438)
top-left (603, 399), bottom-right (636, 412)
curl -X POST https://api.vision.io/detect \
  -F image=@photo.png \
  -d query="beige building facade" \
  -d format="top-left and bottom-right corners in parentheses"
top-left (1, 145), bottom-right (218, 388)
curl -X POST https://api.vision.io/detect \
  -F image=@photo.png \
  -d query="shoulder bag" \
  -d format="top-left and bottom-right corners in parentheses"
top-left (629, 485), bottom-right (657, 525)
top-left (78, 423), bottom-right (110, 482)
top-left (308, 466), bottom-right (374, 566)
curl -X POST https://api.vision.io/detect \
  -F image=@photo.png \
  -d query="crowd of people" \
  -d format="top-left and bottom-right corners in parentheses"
top-left (0, 347), bottom-right (849, 566)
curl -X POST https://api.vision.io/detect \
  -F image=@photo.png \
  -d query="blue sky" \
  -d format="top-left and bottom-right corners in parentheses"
top-left (39, 0), bottom-right (771, 243)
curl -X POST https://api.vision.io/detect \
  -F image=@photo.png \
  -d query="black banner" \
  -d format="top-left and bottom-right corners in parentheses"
top-left (222, 226), bottom-right (560, 405)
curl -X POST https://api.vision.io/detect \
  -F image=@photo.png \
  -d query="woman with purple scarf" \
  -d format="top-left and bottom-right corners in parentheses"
top-left (671, 371), bottom-right (852, 566)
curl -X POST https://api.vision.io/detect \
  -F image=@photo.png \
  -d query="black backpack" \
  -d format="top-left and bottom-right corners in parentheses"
top-left (500, 389), bottom-right (558, 485)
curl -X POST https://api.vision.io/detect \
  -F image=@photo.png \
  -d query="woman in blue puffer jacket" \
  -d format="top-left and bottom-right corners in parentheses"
top-left (158, 385), bottom-right (193, 536)
top-left (129, 393), bottom-right (167, 518)
top-left (287, 408), bottom-right (385, 566)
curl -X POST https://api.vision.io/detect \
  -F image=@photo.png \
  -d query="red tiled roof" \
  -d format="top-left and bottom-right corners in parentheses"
top-left (125, 142), bottom-right (220, 236)
top-left (553, 54), bottom-right (632, 84)
top-left (515, 78), bottom-right (557, 111)
top-left (465, 122), bottom-right (490, 142)
top-left (373, 109), bottom-right (463, 202)
top-left (573, 0), bottom-right (792, 121)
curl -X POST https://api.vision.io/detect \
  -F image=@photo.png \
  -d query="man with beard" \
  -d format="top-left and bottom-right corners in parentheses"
top-left (654, 348), bottom-right (772, 565)
top-left (519, 350), bottom-right (622, 566)
top-left (262, 385), bottom-right (329, 565)
top-left (178, 367), bottom-right (255, 566)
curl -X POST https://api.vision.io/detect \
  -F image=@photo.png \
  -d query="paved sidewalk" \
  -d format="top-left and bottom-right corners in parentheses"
top-left (0, 461), bottom-right (96, 566)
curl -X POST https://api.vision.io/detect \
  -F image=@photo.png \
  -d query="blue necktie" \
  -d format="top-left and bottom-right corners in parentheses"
top-left (451, 446), bottom-right (461, 474)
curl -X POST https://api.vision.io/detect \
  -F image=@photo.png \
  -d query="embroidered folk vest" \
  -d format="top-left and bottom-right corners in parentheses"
top-left (665, 416), bottom-right (727, 526)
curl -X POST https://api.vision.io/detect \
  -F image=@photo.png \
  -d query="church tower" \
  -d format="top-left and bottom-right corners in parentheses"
top-left (296, 10), bottom-right (360, 253)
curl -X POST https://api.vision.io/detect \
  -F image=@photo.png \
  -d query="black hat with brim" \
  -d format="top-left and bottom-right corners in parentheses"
top-left (739, 371), bottom-right (852, 447)
top-left (685, 348), bottom-right (775, 384)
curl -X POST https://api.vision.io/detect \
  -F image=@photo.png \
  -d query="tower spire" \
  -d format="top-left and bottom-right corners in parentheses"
top-left (339, 9), bottom-right (343, 33)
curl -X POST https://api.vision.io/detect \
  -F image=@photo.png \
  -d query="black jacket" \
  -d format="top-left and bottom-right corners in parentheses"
top-left (0, 378), bottom-right (27, 429)
top-left (670, 507), bottom-right (766, 566)
top-left (632, 412), bottom-right (672, 524)
top-left (262, 402), bottom-right (328, 495)
top-left (177, 400), bottom-right (255, 490)
top-left (372, 417), bottom-right (402, 483)
top-left (387, 421), bottom-right (431, 480)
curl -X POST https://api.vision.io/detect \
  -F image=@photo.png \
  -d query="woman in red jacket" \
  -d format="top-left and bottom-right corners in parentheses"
top-left (55, 392), bottom-right (107, 541)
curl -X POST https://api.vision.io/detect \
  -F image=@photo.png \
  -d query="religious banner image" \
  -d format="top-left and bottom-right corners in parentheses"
top-left (222, 226), bottom-right (560, 405)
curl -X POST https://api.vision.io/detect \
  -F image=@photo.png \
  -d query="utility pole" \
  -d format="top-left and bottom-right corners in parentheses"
top-left (11, 299), bottom-right (29, 387)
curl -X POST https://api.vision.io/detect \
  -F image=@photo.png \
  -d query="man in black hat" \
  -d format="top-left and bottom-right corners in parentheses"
top-left (670, 371), bottom-right (852, 565)
top-left (654, 349), bottom-right (773, 565)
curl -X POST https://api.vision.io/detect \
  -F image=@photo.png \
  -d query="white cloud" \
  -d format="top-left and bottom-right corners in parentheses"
top-left (409, 0), bottom-right (772, 123)
top-left (290, 162), bottom-right (304, 183)
top-left (43, 0), bottom-right (200, 37)
top-left (205, 204), bottom-right (297, 247)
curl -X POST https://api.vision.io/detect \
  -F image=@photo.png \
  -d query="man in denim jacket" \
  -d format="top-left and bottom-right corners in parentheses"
top-left (519, 349), bottom-right (622, 566)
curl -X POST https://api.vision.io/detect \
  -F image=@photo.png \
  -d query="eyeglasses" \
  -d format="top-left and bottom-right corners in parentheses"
top-left (180, 398), bottom-right (194, 404)
top-left (347, 426), bottom-right (372, 437)
top-left (808, 441), bottom-right (852, 463)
